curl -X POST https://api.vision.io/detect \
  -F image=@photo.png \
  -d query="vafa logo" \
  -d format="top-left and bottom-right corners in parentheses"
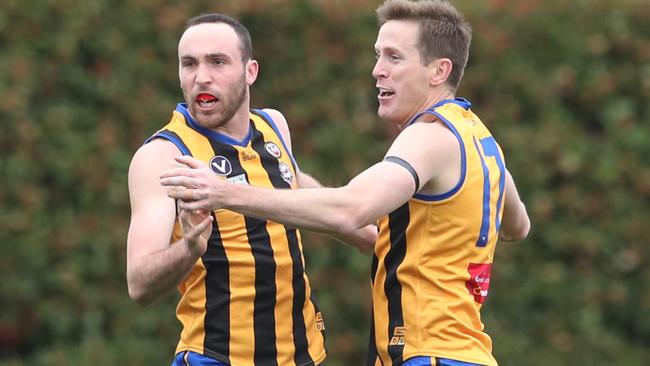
top-left (209, 155), bottom-right (232, 176)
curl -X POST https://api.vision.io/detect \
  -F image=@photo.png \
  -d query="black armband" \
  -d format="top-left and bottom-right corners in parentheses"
top-left (383, 156), bottom-right (420, 194)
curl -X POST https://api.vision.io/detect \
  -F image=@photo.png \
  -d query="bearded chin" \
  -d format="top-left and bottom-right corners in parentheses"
top-left (189, 78), bottom-right (248, 129)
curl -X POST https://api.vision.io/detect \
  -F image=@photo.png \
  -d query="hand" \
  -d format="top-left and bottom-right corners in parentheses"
top-left (179, 208), bottom-right (213, 257)
top-left (160, 155), bottom-right (228, 211)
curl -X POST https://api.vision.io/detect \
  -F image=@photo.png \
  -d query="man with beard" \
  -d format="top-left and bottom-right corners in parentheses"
top-left (126, 14), bottom-right (377, 366)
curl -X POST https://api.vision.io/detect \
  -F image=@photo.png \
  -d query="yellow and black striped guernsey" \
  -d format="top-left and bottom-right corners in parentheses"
top-left (147, 104), bottom-right (326, 366)
top-left (368, 99), bottom-right (505, 366)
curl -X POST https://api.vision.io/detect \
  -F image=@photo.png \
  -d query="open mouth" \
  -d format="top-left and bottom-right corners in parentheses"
top-left (196, 93), bottom-right (219, 108)
top-left (378, 88), bottom-right (395, 98)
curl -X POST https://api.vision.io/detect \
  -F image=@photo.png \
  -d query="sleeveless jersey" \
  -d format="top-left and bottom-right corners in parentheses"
top-left (147, 104), bottom-right (326, 366)
top-left (368, 98), bottom-right (505, 366)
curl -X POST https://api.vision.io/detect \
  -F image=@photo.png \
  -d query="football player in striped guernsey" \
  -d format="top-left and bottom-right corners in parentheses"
top-left (126, 13), bottom-right (377, 366)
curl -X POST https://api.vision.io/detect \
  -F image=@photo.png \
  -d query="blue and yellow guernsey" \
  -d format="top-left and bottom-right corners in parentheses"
top-left (368, 98), bottom-right (506, 366)
top-left (147, 104), bottom-right (326, 366)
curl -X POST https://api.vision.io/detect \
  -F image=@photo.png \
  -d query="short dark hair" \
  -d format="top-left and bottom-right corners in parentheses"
top-left (377, 0), bottom-right (472, 90)
top-left (186, 13), bottom-right (253, 62)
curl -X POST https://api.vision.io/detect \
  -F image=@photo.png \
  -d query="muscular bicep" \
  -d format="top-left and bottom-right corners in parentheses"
top-left (382, 122), bottom-right (461, 195)
top-left (126, 141), bottom-right (181, 261)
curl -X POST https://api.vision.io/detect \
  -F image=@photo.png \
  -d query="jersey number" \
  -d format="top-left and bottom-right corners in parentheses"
top-left (474, 136), bottom-right (506, 247)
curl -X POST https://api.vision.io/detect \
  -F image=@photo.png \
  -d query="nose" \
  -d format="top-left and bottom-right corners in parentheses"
top-left (195, 63), bottom-right (211, 85)
top-left (372, 58), bottom-right (387, 80)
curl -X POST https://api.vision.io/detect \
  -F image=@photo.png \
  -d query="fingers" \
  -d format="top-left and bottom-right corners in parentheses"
top-left (192, 215), bottom-right (214, 234)
top-left (160, 167), bottom-right (190, 179)
top-left (177, 199), bottom-right (207, 211)
top-left (167, 188), bottom-right (207, 201)
top-left (179, 209), bottom-right (213, 237)
top-left (160, 174), bottom-right (196, 187)
top-left (175, 155), bottom-right (206, 169)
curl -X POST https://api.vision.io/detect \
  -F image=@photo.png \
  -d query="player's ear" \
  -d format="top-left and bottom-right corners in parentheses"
top-left (246, 59), bottom-right (259, 85)
top-left (427, 58), bottom-right (452, 87)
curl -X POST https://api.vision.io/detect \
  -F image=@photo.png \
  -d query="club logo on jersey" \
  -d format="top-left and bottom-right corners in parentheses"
top-left (389, 326), bottom-right (406, 346)
top-left (209, 155), bottom-right (232, 176)
top-left (264, 141), bottom-right (282, 158)
top-left (227, 174), bottom-right (248, 185)
top-left (241, 151), bottom-right (257, 161)
top-left (315, 312), bottom-right (325, 331)
top-left (278, 162), bottom-right (293, 185)
top-left (465, 263), bottom-right (493, 304)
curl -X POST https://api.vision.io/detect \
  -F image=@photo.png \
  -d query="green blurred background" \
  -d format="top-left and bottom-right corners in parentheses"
top-left (1, 0), bottom-right (649, 365)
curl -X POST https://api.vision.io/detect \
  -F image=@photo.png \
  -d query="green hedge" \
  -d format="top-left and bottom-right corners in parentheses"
top-left (1, 0), bottom-right (648, 365)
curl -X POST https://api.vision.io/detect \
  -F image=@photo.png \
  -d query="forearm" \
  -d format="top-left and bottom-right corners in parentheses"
top-left (298, 171), bottom-right (378, 251)
top-left (332, 224), bottom-right (378, 254)
top-left (225, 183), bottom-right (363, 234)
top-left (500, 201), bottom-right (530, 241)
top-left (499, 171), bottom-right (531, 242)
top-left (127, 239), bottom-right (199, 305)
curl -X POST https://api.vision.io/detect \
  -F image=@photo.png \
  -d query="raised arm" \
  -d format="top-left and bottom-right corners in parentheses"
top-left (126, 140), bottom-right (212, 305)
top-left (498, 170), bottom-right (530, 242)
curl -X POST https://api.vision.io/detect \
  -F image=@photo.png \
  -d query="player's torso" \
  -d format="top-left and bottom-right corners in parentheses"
top-left (150, 104), bottom-right (326, 366)
top-left (371, 99), bottom-right (504, 366)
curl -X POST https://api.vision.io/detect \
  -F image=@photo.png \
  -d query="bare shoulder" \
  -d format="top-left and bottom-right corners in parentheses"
top-left (261, 108), bottom-right (292, 151)
top-left (388, 121), bottom-right (458, 157)
top-left (130, 139), bottom-right (182, 167)
top-left (128, 139), bottom-right (184, 195)
top-left (260, 108), bottom-right (288, 125)
top-left (385, 121), bottom-right (461, 193)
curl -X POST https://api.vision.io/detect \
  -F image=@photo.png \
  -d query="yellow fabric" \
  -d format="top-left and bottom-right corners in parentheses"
top-left (372, 101), bottom-right (505, 366)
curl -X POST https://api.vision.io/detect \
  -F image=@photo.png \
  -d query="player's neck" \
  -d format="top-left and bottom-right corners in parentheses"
top-left (213, 104), bottom-right (252, 142)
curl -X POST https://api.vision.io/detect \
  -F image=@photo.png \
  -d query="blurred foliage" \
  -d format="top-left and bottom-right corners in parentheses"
top-left (1, 0), bottom-right (649, 365)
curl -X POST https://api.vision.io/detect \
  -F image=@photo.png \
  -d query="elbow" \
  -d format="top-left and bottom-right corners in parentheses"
top-left (334, 208), bottom-right (371, 237)
top-left (128, 286), bottom-right (156, 306)
top-left (127, 276), bottom-right (157, 306)
top-left (501, 217), bottom-right (531, 242)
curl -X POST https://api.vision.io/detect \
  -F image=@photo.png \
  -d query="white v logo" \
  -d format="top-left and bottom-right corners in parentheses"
top-left (212, 159), bottom-right (227, 173)
top-left (209, 156), bottom-right (232, 176)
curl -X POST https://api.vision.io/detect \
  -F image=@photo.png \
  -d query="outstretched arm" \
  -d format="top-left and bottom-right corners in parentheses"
top-left (297, 171), bottom-right (377, 253)
top-left (499, 170), bottom-right (530, 242)
top-left (160, 122), bottom-right (455, 236)
top-left (126, 140), bottom-right (212, 305)
top-left (260, 108), bottom-right (377, 252)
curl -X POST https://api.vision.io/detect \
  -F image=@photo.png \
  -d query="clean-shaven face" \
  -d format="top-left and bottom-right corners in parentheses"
top-left (373, 20), bottom-right (433, 126)
top-left (178, 22), bottom-right (250, 129)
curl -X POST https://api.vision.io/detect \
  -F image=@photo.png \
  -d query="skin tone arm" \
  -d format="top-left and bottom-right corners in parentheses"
top-left (160, 121), bottom-right (459, 236)
top-left (298, 171), bottom-right (377, 253)
top-left (126, 139), bottom-right (212, 305)
top-left (499, 170), bottom-right (530, 241)
top-left (263, 108), bottom-right (378, 253)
